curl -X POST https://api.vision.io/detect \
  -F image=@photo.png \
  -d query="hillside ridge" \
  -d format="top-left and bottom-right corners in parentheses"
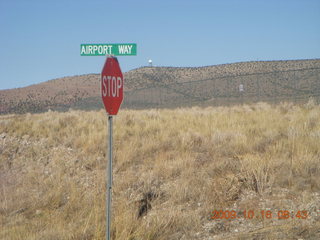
top-left (1, 59), bottom-right (320, 114)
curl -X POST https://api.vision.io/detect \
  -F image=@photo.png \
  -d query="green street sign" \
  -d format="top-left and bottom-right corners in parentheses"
top-left (80, 43), bottom-right (137, 56)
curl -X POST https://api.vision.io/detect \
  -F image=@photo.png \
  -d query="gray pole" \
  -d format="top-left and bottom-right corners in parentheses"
top-left (106, 115), bottom-right (113, 240)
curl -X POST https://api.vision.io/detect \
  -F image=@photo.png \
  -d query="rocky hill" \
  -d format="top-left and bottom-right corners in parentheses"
top-left (1, 59), bottom-right (320, 114)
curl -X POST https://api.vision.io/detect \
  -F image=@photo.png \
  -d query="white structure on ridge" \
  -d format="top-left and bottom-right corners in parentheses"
top-left (239, 84), bottom-right (244, 92)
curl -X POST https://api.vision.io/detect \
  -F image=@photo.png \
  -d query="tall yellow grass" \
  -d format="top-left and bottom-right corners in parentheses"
top-left (1, 101), bottom-right (319, 239)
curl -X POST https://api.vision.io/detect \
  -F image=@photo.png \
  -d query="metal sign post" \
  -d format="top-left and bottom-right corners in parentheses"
top-left (82, 45), bottom-right (132, 240)
top-left (100, 56), bottom-right (124, 240)
top-left (106, 115), bottom-right (113, 240)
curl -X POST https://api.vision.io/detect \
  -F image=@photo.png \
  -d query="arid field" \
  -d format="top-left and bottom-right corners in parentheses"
top-left (1, 101), bottom-right (320, 239)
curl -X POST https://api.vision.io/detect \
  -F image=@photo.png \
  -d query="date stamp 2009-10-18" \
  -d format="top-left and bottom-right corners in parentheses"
top-left (210, 210), bottom-right (308, 220)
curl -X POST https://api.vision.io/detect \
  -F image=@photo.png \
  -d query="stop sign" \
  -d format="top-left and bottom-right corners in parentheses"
top-left (101, 57), bottom-right (124, 115)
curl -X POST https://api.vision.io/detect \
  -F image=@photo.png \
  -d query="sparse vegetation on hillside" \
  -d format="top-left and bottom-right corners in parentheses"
top-left (1, 102), bottom-right (320, 239)
top-left (1, 59), bottom-right (320, 114)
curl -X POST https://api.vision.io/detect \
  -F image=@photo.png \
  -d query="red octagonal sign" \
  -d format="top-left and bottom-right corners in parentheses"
top-left (101, 57), bottom-right (124, 115)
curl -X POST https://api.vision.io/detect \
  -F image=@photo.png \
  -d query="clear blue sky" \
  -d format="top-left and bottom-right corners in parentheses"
top-left (0, 0), bottom-right (319, 90)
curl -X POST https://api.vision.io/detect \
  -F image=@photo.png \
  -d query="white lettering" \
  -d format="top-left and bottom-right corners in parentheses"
top-left (111, 77), bottom-right (116, 97)
top-left (93, 45), bottom-right (98, 53)
top-left (102, 76), bottom-right (107, 97)
top-left (81, 46), bottom-right (87, 54)
top-left (117, 77), bottom-right (122, 97)
top-left (118, 45), bottom-right (125, 54)
top-left (104, 45), bottom-right (110, 54)
top-left (127, 45), bottom-right (132, 54)
top-left (118, 45), bottom-right (133, 54)
top-left (107, 76), bottom-right (111, 96)
top-left (102, 75), bottom-right (123, 97)
top-left (88, 45), bottom-right (93, 54)
top-left (82, 45), bottom-right (119, 55)
top-left (98, 45), bottom-right (103, 54)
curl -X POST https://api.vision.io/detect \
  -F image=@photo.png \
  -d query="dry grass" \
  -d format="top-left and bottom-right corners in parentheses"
top-left (1, 101), bottom-right (320, 239)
